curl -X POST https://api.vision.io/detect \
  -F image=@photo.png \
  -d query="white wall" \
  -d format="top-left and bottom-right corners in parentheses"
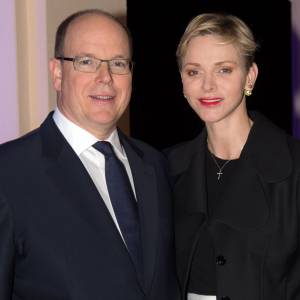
top-left (15, 0), bottom-right (49, 135)
top-left (0, 0), bottom-right (19, 142)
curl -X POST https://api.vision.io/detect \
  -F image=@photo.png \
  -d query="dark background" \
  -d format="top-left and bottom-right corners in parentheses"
top-left (127, 1), bottom-right (292, 150)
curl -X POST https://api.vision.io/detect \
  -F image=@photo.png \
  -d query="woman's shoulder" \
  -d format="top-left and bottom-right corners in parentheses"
top-left (163, 132), bottom-right (206, 175)
top-left (287, 135), bottom-right (300, 164)
top-left (164, 133), bottom-right (204, 158)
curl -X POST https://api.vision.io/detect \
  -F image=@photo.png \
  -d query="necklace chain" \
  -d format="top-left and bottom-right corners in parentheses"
top-left (209, 152), bottom-right (231, 180)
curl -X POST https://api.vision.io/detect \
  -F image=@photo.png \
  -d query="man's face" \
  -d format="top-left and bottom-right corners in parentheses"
top-left (49, 14), bottom-right (132, 139)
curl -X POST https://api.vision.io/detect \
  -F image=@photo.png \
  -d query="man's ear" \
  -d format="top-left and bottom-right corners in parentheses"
top-left (49, 58), bottom-right (62, 92)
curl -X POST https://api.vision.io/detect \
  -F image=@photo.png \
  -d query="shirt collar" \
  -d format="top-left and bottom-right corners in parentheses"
top-left (52, 108), bottom-right (125, 157)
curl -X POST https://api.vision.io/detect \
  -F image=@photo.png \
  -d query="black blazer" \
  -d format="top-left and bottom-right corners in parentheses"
top-left (0, 113), bottom-right (179, 300)
top-left (166, 112), bottom-right (300, 300)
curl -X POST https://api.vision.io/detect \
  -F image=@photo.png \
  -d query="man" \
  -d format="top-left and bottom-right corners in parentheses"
top-left (0, 9), bottom-right (179, 300)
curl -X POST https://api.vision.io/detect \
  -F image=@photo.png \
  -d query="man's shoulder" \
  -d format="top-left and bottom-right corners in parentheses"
top-left (0, 112), bottom-right (60, 162)
top-left (0, 127), bottom-right (41, 158)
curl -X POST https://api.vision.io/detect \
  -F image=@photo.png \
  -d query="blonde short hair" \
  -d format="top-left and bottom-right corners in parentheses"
top-left (177, 13), bottom-right (258, 70)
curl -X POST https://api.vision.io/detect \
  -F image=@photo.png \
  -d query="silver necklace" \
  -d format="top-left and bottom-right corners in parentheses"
top-left (209, 152), bottom-right (231, 180)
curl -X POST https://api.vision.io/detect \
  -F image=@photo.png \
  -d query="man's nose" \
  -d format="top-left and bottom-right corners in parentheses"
top-left (95, 61), bottom-right (113, 84)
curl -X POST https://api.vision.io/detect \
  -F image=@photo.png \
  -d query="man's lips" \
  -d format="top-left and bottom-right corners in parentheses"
top-left (89, 95), bottom-right (114, 101)
top-left (198, 97), bottom-right (223, 106)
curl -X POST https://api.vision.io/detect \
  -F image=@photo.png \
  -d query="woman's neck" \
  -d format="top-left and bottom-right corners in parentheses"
top-left (206, 114), bottom-right (253, 160)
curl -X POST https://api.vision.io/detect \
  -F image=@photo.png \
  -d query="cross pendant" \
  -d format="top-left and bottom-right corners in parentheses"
top-left (217, 171), bottom-right (223, 180)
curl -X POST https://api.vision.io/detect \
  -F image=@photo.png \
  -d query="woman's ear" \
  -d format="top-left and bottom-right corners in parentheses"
top-left (246, 62), bottom-right (258, 90)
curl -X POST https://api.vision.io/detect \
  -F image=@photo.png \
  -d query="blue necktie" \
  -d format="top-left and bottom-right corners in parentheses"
top-left (93, 141), bottom-right (142, 275)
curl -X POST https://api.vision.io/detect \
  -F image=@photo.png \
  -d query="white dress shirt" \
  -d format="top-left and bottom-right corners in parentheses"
top-left (53, 108), bottom-right (136, 241)
top-left (187, 294), bottom-right (216, 300)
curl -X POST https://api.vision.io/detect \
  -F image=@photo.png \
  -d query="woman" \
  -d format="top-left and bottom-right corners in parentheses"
top-left (166, 13), bottom-right (300, 300)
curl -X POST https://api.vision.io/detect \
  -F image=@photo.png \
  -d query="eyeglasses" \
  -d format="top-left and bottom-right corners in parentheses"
top-left (56, 56), bottom-right (133, 75)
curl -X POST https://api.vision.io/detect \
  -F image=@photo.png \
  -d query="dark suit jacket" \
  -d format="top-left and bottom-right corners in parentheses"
top-left (166, 112), bottom-right (300, 300)
top-left (0, 113), bottom-right (179, 300)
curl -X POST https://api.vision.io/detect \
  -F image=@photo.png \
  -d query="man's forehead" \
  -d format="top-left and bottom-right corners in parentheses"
top-left (67, 14), bottom-right (120, 35)
top-left (62, 13), bottom-right (130, 56)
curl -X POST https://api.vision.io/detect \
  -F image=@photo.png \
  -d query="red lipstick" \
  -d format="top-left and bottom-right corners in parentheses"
top-left (198, 97), bottom-right (223, 106)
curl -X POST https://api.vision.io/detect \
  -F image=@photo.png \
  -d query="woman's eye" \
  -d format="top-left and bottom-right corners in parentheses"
top-left (185, 70), bottom-right (198, 76)
top-left (219, 67), bottom-right (232, 74)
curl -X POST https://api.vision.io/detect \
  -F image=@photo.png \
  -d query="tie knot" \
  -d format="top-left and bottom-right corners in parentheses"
top-left (93, 141), bottom-right (114, 157)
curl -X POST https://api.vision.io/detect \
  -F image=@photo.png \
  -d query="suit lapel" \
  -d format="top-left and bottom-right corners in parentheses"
top-left (120, 133), bottom-right (158, 293)
top-left (167, 132), bottom-right (209, 291)
top-left (41, 115), bottom-right (159, 293)
top-left (40, 115), bottom-right (126, 249)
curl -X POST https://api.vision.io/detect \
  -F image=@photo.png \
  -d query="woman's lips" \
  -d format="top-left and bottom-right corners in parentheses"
top-left (198, 97), bottom-right (223, 106)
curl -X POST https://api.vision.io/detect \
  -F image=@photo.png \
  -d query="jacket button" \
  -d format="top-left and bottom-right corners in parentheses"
top-left (221, 297), bottom-right (230, 300)
top-left (216, 255), bottom-right (226, 266)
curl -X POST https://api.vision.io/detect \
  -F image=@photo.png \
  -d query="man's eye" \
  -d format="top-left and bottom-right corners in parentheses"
top-left (111, 60), bottom-right (127, 68)
top-left (78, 58), bottom-right (94, 65)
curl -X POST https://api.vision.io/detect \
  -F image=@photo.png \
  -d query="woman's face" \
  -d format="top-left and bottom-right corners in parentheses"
top-left (180, 34), bottom-right (257, 125)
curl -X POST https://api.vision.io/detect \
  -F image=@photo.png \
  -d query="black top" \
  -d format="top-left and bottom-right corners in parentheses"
top-left (187, 148), bottom-right (240, 295)
top-left (166, 111), bottom-right (300, 300)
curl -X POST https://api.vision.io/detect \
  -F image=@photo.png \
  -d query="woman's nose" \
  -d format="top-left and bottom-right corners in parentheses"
top-left (202, 74), bottom-right (216, 92)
